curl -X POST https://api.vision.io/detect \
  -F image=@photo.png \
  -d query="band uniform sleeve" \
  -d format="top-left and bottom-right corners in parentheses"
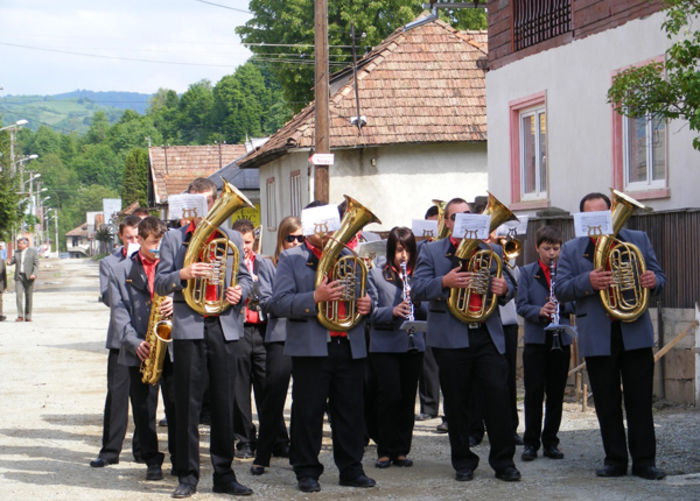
top-left (110, 268), bottom-right (140, 356)
top-left (99, 258), bottom-right (113, 306)
top-left (368, 269), bottom-right (397, 326)
top-left (497, 247), bottom-right (516, 305)
top-left (554, 239), bottom-right (594, 303)
top-left (640, 232), bottom-right (665, 297)
top-left (257, 257), bottom-right (276, 315)
top-left (234, 235), bottom-right (253, 299)
top-left (269, 252), bottom-right (316, 318)
top-left (412, 244), bottom-right (447, 301)
top-left (515, 267), bottom-right (547, 324)
top-left (155, 230), bottom-right (184, 296)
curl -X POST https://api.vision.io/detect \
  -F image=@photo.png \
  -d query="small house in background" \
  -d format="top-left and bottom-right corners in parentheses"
top-left (238, 13), bottom-right (490, 252)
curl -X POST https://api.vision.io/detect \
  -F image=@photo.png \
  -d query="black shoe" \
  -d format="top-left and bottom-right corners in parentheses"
top-left (339, 474), bottom-right (376, 488)
top-left (513, 433), bottom-right (524, 446)
top-left (495, 466), bottom-right (521, 482)
top-left (250, 465), bottom-right (265, 476)
top-left (235, 445), bottom-right (254, 459)
top-left (172, 483), bottom-right (197, 498)
top-left (543, 445), bottom-right (564, 459)
top-left (89, 457), bottom-right (119, 468)
top-left (521, 446), bottom-right (537, 461)
top-left (455, 469), bottom-right (474, 481)
top-left (0, 315), bottom-right (6, 321)
top-left (393, 457), bottom-right (413, 467)
top-left (272, 444), bottom-right (290, 458)
top-left (298, 477), bottom-right (321, 493)
top-left (468, 434), bottom-right (482, 447)
top-left (596, 464), bottom-right (627, 477)
top-left (375, 457), bottom-right (392, 468)
top-left (416, 413), bottom-right (437, 421)
top-left (213, 480), bottom-right (253, 496)
top-left (436, 417), bottom-right (448, 434)
top-left (146, 464), bottom-right (163, 481)
top-left (632, 465), bottom-right (666, 480)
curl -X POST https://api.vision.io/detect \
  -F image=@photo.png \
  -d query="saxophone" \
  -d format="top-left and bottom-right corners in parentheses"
top-left (140, 293), bottom-right (173, 385)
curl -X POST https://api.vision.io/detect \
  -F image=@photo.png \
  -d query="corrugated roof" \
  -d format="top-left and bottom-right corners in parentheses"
top-left (149, 144), bottom-right (248, 203)
top-left (209, 161), bottom-right (260, 191)
top-left (239, 16), bottom-right (487, 169)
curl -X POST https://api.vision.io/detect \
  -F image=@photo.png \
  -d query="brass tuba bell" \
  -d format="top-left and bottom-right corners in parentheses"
top-left (593, 189), bottom-right (649, 322)
top-left (447, 192), bottom-right (518, 323)
top-left (141, 293), bottom-right (173, 385)
top-left (315, 195), bottom-right (381, 331)
top-left (182, 178), bottom-right (255, 316)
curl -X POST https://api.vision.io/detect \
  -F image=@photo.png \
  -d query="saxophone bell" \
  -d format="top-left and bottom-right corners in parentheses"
top-left (141, 294), bottom-right (173, 386)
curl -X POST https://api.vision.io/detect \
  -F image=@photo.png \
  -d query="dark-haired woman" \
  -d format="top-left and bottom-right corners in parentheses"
top-left (368, 226), bottom-right (427, 468)
top-left (251, 216), bottom-right (304, 475)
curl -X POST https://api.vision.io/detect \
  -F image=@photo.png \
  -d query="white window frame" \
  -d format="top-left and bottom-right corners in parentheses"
top-left (519, 106), bottom-right (547, 201)
top-left (290, 170), bottom-right (302, 217)
top-left (622, 113), bottom-right (667, 191)
top-left (266, 177), bottom-right (277, 231)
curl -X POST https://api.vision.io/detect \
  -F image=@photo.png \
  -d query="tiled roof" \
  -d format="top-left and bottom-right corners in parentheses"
top-left (65, 223), bottom-right (88, 237)
top-left (239, 15), bottom-right (487, 168)
top-left (149, 144), bottom-right (248, 203)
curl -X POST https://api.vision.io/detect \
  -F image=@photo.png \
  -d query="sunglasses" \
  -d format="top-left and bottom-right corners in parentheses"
top-left (285, 234), bottom-right (305, 243)
top-left (449, 211), bottom-right (471, 221)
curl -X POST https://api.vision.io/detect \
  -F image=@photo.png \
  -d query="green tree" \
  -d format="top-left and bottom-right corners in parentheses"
top-left (84, 111), bottom-right (111, 144)
top-left (121, 147), bottom-right (149, 207)
top-left (0, 128), bottom-right (22, 239)
top-left (107, 110), bottom-right (162, 157)
top-left (72, 143), bottom-right (121, 190)
top-left (148, 88), bottom-right (181, 143)
top-left (237, 1), bottom-right (486, 110)
top-left (178, 80), bottom-right (215, 144)
top-left (608, 0), bottom-right (700, 151)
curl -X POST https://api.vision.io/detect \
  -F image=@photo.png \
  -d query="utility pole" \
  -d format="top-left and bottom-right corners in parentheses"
top-left (313, 0), bottom-right (330, 203)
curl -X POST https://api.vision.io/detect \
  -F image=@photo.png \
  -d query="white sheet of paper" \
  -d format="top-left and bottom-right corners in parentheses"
top-left (573, 210), bottom-right (613, 238)
top-left (496, 215), bottom-right (527, 237)
top-left (412, 219), bottom-right (439, 239)
top-left (126, 243), bottom-right (141, 257)
top-left (453, 213), bottom-right (491, 240)
top-left (301, 205), bottom-right (341, 236)
top-left (168, 193), bottom-right (208, 221)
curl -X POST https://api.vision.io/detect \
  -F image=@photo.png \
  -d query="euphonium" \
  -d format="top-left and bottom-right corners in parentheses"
top-left (432, 199), bottom-right (450, 240)
top-left (593, 189), bottom-right (648, 322)
top-left (447, 192), bottom-right (518, 323)
top-left (315, 195), bottom-right (381, 331)
top-left (141, 293), bottom-right (173, 385)
top-left (182, 178), bottom-right (255, 315)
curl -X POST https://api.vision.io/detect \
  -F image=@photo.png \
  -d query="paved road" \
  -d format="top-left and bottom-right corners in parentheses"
top-left (0, 257), bottom-right (699, 500)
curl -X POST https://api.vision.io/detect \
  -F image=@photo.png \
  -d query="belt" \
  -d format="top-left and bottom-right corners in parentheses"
top-left (467, 322), bottom-right (484, 330)
top-left (329, 336), bottom-right (349, 343)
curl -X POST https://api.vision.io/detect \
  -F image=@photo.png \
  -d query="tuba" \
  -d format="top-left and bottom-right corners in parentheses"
top-left (141, 293), bottom-right (173, 385)
top-left (593, 189), bottom-right (648, 322)
top-left (315, 195), bottom-right (381, 331)
top-left (182, 178), bottom-right (255, 315)
top-left (447, 192), bottom-right (518, 323)
top-left (432, 199), bottom-right (450, 240)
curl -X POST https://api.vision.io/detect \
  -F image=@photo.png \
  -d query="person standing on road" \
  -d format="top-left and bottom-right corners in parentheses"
top-left (90, 215), bottom-right (143, 468)
top-left (7, 237), bottom-right (39, 322)
top-left (0, 249), bottom-right (6, 321)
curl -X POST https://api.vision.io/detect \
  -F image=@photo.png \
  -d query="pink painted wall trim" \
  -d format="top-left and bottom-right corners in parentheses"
top-left (509, 91), bottom-right (547, 204)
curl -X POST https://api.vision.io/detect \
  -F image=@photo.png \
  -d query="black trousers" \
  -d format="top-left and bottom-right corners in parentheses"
top-left (522, 334), bottom-right (570, 449)
top-left (128, 366), bottom-right (164, 467)
top-left (433, 327), bottom-right (515, 474)
top-left (173, 319), bottom-right (238, 487)
top-left (418, 346), bottom-right (441, 416)
top-left (233, 323), bottom-right (267, 449)
top-left (468, 323), bottom-right (519, 438)
top-left (254, 341), bottom-right (291, 467)
top-left (290, 338), bottom-right (366, 481)
top-left (98, 349), bottom-right (140, 461)
top-left (370, 351), bottom-right (423, 459)
top-left (585, 324), bottom-right (656, 469)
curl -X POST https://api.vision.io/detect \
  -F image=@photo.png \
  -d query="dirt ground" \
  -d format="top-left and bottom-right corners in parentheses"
top-left (0, 257), bottom-right (699, 500)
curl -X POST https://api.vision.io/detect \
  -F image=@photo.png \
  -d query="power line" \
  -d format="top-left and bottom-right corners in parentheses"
top-left (194, 0), bottom-right (251, 14)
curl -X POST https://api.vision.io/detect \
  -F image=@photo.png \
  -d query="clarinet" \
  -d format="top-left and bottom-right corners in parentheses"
top-left (400, 261), bottom-right (418, 352)
top-left (548, 260), bottom-right (562, 351)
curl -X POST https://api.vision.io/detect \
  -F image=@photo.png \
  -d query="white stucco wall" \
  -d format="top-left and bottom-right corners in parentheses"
top-left (256, 142), bottom-right (488, 252)
top-left (486, 11), bottom-right (700, 216)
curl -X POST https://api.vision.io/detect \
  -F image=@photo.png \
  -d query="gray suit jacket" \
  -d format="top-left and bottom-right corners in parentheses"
top-left (110, 253), bottom-right (158, 367)
top-left (100, 248), bottom-right (127, 349)
top-left (412, 238), bottom-right (514, 353)
top-left (0, 259), bottom-right (6, 291)
top-left (555, 229), bottom-right (665, 358)
top-left (258, 257), bottom-right (288, 343)
top-left (516, 261), bottom-right (574, 345)
top-left (368, 264), bottom-right (427, 353)
top-left (154, 225), bottom-right (252, 341)
top-left (9, 247), bottom-right (39, 280)
top-left (269, 244), bottom-right (368, 359)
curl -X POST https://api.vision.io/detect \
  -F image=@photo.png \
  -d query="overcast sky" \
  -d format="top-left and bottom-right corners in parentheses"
top-left (0, 0), bottom-right (253, 96)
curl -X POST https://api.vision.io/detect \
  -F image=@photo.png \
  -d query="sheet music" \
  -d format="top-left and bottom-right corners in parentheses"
top-left (453, 213), bottom-right (491, 240)
top-left (573, 210), bottom-right (613, 238)
top-left (301, 204), bottom-right (341, 236)
top-left (412, 219), bottom-right (438, 239)
top-left (168, 193), bottom-right (208, 221)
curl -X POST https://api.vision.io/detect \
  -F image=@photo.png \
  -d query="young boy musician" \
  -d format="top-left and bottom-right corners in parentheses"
top-left (110, 216), bottom-right (176, 480)
top-left (516, 225), bottom-right (573, 462)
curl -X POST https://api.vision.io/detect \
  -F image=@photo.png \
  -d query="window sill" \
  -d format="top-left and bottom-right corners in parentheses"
top-left (623, 187), bottom-right (670, 201)
top-left (511, 199), bottom-right (549, 211)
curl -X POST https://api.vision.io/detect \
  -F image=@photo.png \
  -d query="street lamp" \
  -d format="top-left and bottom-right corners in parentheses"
top-left (0, 119), bottom-right (28, 166)
top-left (0, 119), bottom-right (28, 132)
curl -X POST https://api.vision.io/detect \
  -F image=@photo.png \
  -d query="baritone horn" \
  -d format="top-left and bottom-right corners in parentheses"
top-left (593, 189), bottom-right (648, 322)
top-left (182, 178), bottom-right (255, 316)
top-left (315, 195), bottom-right (381, 331)
top-left (447, 192), bottom-right (518, 323)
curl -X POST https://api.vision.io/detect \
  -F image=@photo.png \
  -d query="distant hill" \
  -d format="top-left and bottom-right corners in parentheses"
top-left (0, 90), bottom-right (154, 135)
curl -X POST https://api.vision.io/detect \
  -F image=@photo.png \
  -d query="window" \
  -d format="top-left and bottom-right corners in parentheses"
top-left (266, 177), bottom-right (277, 230)
top-left (622, 114), bottom-right (666, 190)
top-left (290, 170), bottom-right (302, 216)
top-left (509, 91), bottom-right (548, 209)
top-left (513, 0), bottom-right (571, 51)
